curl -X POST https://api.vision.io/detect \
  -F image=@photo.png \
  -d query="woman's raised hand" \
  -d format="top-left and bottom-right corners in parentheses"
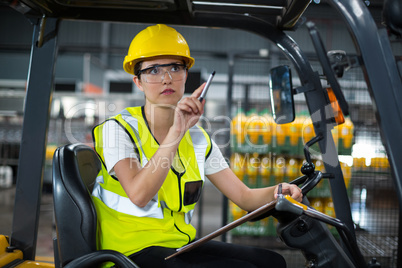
top-left (172, 83), bottom-right (206, 135)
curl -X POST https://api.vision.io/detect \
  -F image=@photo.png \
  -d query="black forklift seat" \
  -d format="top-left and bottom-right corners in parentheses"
top-left (52, 143), bottom-right (139, 268)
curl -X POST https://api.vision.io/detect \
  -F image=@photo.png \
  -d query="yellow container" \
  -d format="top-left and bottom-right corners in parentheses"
top-left (310, 198), bottom-right (325, 213)
top-left (302, 116), bottom-right (315, 143)
top-left (260, 110), bottom-right (273, 145)
top-left (245, 109), bottom-right (260, 144)
top-left (46, 145), bottom-right (58, 160)
top-left (370, 156), bottom-right (390, 172)
top-left (353, 157), bottom-right (366, 170)
top-left (246, 153), bottom-right (260, 187)
top-left (274, 123), bottom-right (287, 146)
top-left (230, 201), bottom-right (245, 220)
top-left (289, 118), bottom-right (300, 146)
top-left (231, 109), bottom-right (247, 145)
top-left (379, 157), bottom-right (390, 170)
top-left (273, 157), bottom-right (286, 184)
top-left (324, 198), bottom-right (335, 217)
top-left (371, 157), bottom-right (381, 169)
top-left (246, 109), bottom-right (260, 145)
top-left (286, 158), bottom-right (299, 180)
top-left (230, 153), bottom-right (246, 180)
top-left (339, 117), bottom-right (354, 149)
top-left (340, 161), bottom-right (352, 188)
top-left (260, 155), bottom-right (271, 185)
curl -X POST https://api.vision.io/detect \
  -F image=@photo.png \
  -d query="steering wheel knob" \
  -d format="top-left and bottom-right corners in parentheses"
top-left (301, 162), bottom-right (315, 176)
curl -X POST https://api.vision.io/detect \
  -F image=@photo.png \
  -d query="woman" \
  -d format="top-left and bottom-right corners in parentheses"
top-left (92, 24), bottom-right (303, 268)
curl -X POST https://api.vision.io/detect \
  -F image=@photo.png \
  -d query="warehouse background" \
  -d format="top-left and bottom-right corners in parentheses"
top-left (0, 1), bottom-right (401, 267)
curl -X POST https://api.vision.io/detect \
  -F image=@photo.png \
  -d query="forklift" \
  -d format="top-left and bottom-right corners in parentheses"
top-left (0, 0), bottom-right (401, 267)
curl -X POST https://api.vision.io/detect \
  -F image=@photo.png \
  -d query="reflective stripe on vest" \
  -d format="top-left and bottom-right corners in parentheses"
top-left (93, 174), bottom-right (163, 219)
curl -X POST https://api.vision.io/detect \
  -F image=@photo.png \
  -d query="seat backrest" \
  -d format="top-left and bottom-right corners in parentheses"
top-left (52, 143), bottom-right (101, 266)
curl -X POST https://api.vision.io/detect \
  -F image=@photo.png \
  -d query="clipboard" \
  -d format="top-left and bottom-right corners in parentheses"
top-left (165, 199), bottom-right (278, 260)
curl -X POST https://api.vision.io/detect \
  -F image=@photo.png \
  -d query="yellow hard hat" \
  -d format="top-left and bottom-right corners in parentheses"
top-left (123, 24), bottom-right (195, 75)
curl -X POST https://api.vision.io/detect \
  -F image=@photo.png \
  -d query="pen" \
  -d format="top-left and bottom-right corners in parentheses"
top-left (199, 71), bottom-right (216, 102)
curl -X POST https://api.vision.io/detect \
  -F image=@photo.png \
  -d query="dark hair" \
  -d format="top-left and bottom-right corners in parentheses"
top-left (134, 61), bottom-right (143, 77)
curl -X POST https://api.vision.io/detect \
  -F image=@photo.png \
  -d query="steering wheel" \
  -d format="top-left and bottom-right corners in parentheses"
top-left (289, 171), bottom-right (323, 196)
top-left (250, 169), bottom-right (323, 222)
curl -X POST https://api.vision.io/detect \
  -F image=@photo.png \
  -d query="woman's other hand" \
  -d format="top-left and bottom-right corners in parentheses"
top-left (274, 183), bottom-right (303, 202)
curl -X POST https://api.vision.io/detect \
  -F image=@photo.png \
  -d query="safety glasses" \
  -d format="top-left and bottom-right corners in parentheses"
top-left (138, 63), bottom-right (187, 84)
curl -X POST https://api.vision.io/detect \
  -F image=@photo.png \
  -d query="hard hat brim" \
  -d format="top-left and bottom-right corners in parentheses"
top-left (123, 54), bottom-right (195, 75)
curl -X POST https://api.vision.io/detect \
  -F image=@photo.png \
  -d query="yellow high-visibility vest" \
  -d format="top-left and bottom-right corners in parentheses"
top-left (92, 106), bottom-right (212, 258)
